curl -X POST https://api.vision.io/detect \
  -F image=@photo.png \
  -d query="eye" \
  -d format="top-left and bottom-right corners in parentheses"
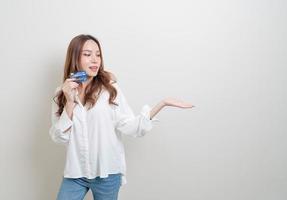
top-left (96, 54), bottom-right (101, 57)
top-left (83, 53), bottom-right (91, 56)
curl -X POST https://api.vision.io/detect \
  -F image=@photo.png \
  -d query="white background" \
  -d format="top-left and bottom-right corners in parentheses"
top-left (0, 0), bottom-right (286, 199)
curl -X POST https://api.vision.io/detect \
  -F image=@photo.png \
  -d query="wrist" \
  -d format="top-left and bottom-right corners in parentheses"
top-left (66, 101), bottom-right (76, 107)
top-left (160, 100), bottom-right (166, 107)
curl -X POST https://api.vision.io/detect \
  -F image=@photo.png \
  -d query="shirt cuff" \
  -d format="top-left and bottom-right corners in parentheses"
top-left (55, 108), bottom-right (73, 132)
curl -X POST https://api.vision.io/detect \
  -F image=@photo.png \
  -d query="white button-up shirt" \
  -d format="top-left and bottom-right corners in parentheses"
top-left (49, 82), bottom-right (158, 185)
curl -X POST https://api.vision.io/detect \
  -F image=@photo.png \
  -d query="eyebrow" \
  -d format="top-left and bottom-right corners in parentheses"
top-left (82, 50), bottom-right (100, 53)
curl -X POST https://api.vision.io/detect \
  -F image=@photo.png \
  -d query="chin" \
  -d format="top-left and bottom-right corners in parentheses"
top-left (88, 72), bottom-right (98, 78)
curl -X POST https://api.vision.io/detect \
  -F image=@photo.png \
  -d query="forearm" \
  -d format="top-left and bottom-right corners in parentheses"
top-left (65, 101), bottom-right (76, 120)
top-left (150, 100), bottom-right (166, 119)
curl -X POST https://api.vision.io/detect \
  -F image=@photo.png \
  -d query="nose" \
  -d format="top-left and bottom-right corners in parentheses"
top-left (91, 54), bottom-right (98, 63)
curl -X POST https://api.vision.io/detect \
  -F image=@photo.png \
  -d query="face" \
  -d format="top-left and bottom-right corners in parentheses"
top-left (79, 39), bottom-right (101, 77)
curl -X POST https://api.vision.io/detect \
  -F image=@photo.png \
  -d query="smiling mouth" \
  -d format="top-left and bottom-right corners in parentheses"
top-left (89, 66), bottom-right (99, 72)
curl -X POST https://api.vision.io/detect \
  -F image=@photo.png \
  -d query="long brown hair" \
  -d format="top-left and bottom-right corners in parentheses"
top-left (54, 34), bottom-right (118, 116)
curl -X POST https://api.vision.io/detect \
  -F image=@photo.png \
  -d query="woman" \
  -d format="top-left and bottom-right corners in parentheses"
top-left (49, 34), bottom-right (194, 200)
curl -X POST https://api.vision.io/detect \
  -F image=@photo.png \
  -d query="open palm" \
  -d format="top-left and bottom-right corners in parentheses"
top-left (163, 97), bottom-right (194, 108)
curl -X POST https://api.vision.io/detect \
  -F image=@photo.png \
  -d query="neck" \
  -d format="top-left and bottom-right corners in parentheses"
top-left (78, 76), bottom-right (93, 93)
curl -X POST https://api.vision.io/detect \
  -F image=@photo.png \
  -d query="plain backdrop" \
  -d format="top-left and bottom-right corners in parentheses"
top-left (0, 0), bottom-right (286, 199)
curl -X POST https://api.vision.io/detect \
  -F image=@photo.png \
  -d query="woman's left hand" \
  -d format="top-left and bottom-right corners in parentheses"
top-left (150, 97), bottom-right (194, 119)
top-left (163, 98), bottom-right (194, 108)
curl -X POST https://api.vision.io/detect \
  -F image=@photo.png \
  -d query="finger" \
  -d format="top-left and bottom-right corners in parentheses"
top-left (69, 82), bottom-right (79, 88)
top-left (183, 105), bottom-right (195, 108)
top-left (184, 103), bottom-right (194, 107)
top-left (176, 103), bottom-right (194, 108)
top-left (65, 78), bottom-right (77, 82)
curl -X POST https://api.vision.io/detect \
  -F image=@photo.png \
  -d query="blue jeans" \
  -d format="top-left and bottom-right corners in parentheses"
top-left (56, 173), bottom-right (122, 200)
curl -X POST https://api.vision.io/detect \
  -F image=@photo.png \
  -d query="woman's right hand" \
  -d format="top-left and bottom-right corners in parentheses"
top-left (61, 78), bottom-right (79, 103)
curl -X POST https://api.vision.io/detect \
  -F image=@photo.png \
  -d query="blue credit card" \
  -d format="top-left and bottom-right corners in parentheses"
top-left (70, 71), bottom-right (88, 83)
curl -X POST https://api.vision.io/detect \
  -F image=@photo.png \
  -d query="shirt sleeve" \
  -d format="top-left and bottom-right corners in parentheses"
top-left (49, 87), bottom-right (73, 145)
top-left (113, 83), bottom-right (159, 137)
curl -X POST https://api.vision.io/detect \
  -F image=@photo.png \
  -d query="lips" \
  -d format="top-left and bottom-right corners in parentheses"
top-left (89, 66), bottom-right (99, 72)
